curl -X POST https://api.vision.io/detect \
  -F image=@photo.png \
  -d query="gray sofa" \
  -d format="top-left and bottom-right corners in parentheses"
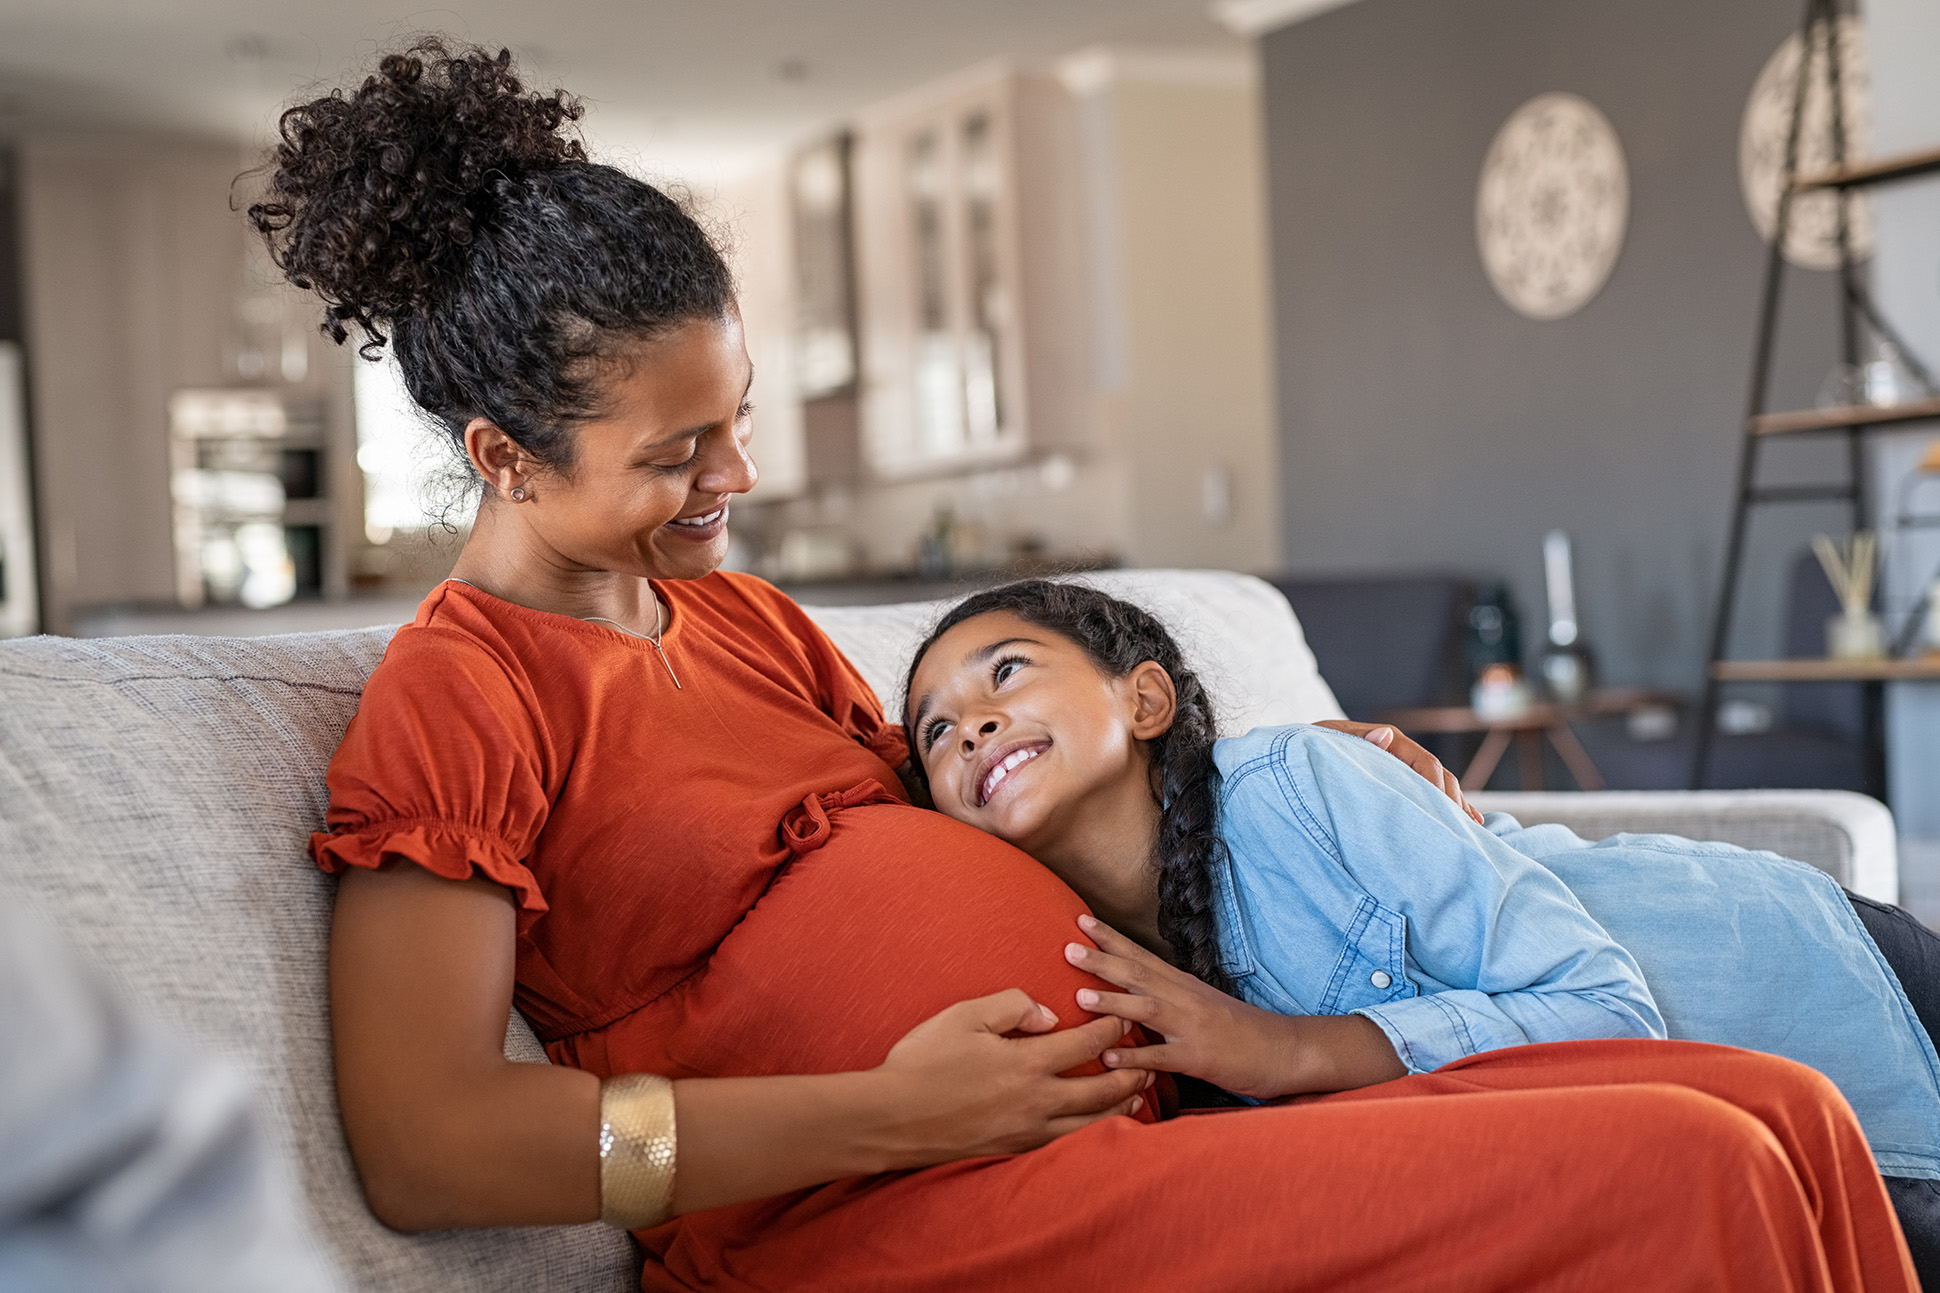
top-left (0, 570), bottom-right (1899, 1291)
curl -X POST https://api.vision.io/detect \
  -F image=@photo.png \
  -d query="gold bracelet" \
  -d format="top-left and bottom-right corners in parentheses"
top-left (598, 1073), bottom-right (677, 1230)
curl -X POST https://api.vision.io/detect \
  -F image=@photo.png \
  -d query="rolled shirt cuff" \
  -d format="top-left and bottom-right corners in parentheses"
top-left (1353, 996), bottom-right (1488, 1074)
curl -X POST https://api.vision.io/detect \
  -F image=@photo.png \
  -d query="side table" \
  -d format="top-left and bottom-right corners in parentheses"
top-left (1381, 690), bottom-right (1681, 792)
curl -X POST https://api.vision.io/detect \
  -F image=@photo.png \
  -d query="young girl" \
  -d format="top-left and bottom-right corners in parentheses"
top-left (905, 578), bottom-right (1940, 1276)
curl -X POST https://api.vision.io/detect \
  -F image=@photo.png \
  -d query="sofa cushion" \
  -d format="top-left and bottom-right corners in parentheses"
top-left (802, 568), bottom-right (1345, 733)
top-left (0, 630), bottom-right (636, 1293)
top-left (1471, 789), bottom-right (1898, 901)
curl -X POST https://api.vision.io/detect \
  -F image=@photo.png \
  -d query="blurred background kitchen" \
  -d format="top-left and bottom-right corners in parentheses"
top-left (0, 0), bottom-right (1936, 866)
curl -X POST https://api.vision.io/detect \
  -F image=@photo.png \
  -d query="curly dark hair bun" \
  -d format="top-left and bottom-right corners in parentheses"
top-left (251, 40), bottom-right (586, 347)
top-left (247, 37), bottom-right (733, 482)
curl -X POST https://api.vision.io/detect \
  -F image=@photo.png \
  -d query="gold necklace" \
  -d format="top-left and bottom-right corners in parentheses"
top-left (444, 579), bottom-right (682, 690)
top-left (581, 601), bottom-right (683, 690)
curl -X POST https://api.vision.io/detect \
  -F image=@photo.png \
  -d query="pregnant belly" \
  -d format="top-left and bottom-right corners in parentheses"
top-left (557, 802), bottom-right (1138, 1090)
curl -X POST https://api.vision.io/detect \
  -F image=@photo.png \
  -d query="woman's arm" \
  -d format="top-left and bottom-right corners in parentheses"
top-left (331, 863), bottom-right (1148, 1231)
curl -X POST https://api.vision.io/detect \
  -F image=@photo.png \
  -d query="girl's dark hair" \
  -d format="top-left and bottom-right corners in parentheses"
top-left (904, 581), bottom-right (1235, 996)
top-left (247, 39), bottom-right (734, 479)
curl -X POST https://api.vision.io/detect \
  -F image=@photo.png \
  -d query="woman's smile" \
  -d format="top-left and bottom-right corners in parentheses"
top-left (664, 503), bottom-right (730, 542)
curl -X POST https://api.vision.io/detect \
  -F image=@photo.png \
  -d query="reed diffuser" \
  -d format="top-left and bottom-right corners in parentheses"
top-left (1812, 532), bottom-right (1885, 660)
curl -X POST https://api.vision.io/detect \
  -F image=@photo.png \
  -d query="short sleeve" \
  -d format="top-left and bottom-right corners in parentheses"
top-left (310, 629), bottom-right (554, 921)
top-left (818, 639), bottom-right (911, 771)
top-left (737, 577), bottom-right (911, 772)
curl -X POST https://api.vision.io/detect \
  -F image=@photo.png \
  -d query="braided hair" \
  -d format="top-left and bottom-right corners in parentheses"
top-left (247, 38), bottom-right (734, 483)
top-left (904, 580), bottom-right (1235, 996)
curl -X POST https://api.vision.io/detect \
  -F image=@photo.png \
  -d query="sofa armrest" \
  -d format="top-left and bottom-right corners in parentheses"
top-left (1469, 790), bottom-right (1899, 903)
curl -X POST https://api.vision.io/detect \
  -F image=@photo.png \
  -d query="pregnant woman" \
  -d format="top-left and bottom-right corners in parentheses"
top-left (279, 41), bottom-right (1915, 1290)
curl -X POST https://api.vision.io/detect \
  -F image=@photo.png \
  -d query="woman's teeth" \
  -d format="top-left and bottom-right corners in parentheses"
top-left (669, 506), bottom-right (726, 528)
top-left (979, 747), bottom-right (1041, 806)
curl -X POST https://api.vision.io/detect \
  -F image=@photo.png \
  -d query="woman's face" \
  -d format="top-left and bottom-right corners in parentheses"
top-left (907, 610), bottom-right (1163, 858)
top-left (518, 310), bottom-right (757, 582)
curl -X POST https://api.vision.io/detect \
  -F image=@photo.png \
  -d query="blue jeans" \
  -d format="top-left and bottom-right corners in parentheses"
top-left (1848, 890), bottom-right (1940, 1288)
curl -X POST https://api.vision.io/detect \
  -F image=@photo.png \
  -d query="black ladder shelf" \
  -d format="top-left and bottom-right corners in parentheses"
top-left (1691, 0), bottom-right (1940, 793)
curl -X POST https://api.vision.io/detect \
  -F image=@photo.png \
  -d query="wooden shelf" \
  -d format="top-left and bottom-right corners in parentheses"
top-left (1750, 396), bottom-right (1940, 436)
top-left (1792, 145), bottom-right (1940, 191)
top-left (1712, 657), bottom-right (1940, 682)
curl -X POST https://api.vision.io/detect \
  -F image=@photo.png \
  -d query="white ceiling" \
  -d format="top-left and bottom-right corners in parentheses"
top-left (0, 0), bottom-right (1257, 177)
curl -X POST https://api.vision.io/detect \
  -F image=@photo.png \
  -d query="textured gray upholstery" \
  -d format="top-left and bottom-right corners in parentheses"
top-left (0, 629), bottom-right (636, 1293)
top-left (1472, 789), bottom-right (1900, 902)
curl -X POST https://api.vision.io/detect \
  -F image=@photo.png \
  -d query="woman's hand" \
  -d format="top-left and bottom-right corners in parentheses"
top-left (1067, 916), bottom-right (1406, 1100)
top-left (868, 990), bottom-right (1153, 1166)
top-left (333, 864), bottom-right (1153, 1227)
top-left (1315, 720), bottom-right (1484, 825)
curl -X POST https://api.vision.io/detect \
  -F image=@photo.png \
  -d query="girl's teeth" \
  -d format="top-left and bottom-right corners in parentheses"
top-left (981, 748), bottom-right (1039, 804)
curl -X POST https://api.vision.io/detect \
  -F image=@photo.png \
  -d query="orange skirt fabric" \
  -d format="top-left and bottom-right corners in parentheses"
top-left (542, 797), bottom-right (1912, 1293)
top-left (645, 1040), bottom-right (1914, 1293)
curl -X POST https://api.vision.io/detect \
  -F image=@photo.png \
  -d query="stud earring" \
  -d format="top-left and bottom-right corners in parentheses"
top-left (509, 485), bottom-right (528, 502)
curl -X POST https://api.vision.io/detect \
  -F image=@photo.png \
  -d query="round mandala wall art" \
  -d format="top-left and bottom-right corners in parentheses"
top-left (1738, 15), bottom-right (1871, 271)
top-left (1476, 92), bottom-right (1630, 321)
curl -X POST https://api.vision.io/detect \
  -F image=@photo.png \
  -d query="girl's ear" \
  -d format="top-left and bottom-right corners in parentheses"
top-left (1126, 661), bottom-right (1178, 740)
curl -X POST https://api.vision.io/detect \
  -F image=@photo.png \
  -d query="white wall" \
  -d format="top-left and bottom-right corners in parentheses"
top-left (745, 49), bottom-right (1282, 579)
top-left (16, 129), bottom-right (354, 632)
top-left (709, 162), bottom-right (809, 506)
top-left (1072, 51), bottom-right (1281, 571)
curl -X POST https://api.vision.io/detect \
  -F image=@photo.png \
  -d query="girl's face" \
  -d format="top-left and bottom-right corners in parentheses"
top-left (907, 610), bottom-right (1174, 858)
top-left (503, 310), bottom-right (758, 582)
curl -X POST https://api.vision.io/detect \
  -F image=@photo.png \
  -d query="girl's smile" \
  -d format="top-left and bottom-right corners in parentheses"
top-left (974, 739), bottom-right (1050, 807)
top-left (906, 613), bottom-right (1127, 851)
top-left (905, 608), bottom-right (1179, 951)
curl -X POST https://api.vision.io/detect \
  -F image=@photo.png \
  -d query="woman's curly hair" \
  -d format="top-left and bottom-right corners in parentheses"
top-left (247, 39), bottom-right (733, 478)
top-left (903, 581), bottom-right (1237, 997)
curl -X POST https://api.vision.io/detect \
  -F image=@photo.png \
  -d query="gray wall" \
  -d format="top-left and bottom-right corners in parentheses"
top-left (1262, 0), bottom-right (1851, 691)
top-left (1871, 0), bottom-right (1940, 843)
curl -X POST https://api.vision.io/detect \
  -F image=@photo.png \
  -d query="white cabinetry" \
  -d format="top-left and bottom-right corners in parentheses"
top-left (853, 69), bottom-right (1087, 478)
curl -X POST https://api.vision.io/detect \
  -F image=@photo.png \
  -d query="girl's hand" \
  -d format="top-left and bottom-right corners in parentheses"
top-left (1067, 916), bottom-right (1407, 1100)
top-left (1314, 720), bottom-right (1485, 825)
top-left (870, 989), bottom-right (1153, 1166)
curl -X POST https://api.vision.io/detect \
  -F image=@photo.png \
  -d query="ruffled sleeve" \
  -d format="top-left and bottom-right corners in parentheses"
top-left (310, 627), bottom-right (554, 922)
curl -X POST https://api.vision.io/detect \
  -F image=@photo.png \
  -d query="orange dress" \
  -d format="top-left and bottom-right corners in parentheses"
top-left (315, 575), bottom-right (1915, 1292)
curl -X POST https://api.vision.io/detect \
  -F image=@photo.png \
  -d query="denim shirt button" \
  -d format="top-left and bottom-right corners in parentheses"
top-left (1369, 970), bottom-right (1392, 989)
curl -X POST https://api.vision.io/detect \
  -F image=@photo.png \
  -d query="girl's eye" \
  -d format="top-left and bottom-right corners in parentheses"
top-left (922, 718), bottom-right (952, 751)
top-left (992, 655), bottom-right (1028, 686)
top-left (738, 401), bottom-right (756, 420)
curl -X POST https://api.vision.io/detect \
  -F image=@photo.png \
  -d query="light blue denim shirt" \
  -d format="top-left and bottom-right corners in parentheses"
top-left (1211, 724), bottom-right (1940, 1179)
